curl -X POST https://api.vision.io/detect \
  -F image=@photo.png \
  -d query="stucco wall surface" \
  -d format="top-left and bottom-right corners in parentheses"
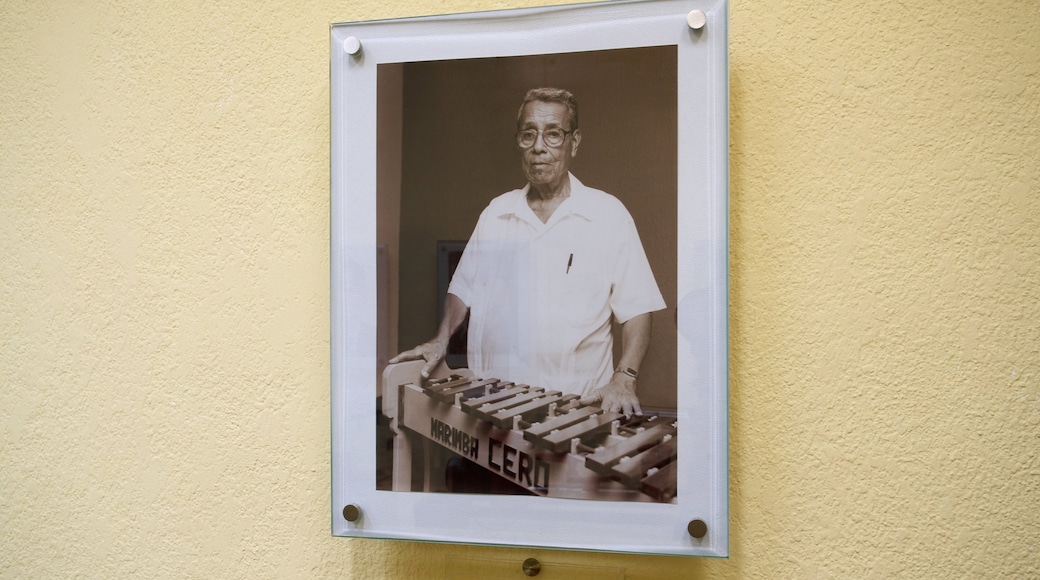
top-left (1, 0), bottom-right (1037, 578)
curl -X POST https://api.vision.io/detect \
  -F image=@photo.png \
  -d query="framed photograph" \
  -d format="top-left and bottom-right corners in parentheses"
top-left (332, 0), bottom-right (728, 557)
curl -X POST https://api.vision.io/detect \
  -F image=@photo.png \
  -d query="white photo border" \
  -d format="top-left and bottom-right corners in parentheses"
top-left (331, 0), bottom-right (729, 557)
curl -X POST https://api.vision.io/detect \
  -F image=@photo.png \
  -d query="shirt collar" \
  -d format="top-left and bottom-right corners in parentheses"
top-left (498, 173), bottom-right (597, 223)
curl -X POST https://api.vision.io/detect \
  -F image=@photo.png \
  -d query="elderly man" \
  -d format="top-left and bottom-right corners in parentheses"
top-left (391, 88), bottom-right (664, 416)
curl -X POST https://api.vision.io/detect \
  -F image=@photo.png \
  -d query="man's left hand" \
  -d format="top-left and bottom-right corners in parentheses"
top-left (581, 373), bottom-right (643, 417)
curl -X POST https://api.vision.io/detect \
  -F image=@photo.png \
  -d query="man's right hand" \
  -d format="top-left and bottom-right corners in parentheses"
top-left (388, 340), bottom-right (448, 382)
top-left (391, 294), bottom-right (468, 382)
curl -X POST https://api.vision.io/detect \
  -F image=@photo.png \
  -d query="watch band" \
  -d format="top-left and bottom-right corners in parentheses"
top-left (615, 366), bottom-right (639, 379)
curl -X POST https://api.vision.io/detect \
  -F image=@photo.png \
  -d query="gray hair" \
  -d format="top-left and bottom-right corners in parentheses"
top-left (516, 88), bottom-right (579, 130)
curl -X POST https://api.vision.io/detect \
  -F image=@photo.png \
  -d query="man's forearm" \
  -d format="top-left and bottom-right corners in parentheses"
top-left (582, 312), bottom-right (653, 416)
top-left (388, 292), bottom-right (469, 376)
top-left (435, 293), bottom-right (469, 345)
top-left (617, 312), bottom-right (653, 373)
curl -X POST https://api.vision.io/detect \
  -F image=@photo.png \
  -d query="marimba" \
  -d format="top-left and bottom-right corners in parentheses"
top-left (381, 361), bottom-right (677, 503)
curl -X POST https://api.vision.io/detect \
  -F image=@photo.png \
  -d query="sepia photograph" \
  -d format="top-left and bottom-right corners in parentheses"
top-left (373, 47), bottom-right (679, 503)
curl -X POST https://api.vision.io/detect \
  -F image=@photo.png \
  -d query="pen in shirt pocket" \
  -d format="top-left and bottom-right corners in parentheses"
top-left (566, 253), bottom-right (573, 274)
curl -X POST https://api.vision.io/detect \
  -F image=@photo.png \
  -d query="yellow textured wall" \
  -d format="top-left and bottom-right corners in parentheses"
top-left (2, 0), bottom-right (1037, 577)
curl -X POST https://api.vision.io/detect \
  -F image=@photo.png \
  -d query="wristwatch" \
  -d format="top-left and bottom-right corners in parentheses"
top-left (615, 366), bottom-right (639, 379)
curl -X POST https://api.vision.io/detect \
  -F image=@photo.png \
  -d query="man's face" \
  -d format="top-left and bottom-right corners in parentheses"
top-left (518, 101), bottom-right (581, 189)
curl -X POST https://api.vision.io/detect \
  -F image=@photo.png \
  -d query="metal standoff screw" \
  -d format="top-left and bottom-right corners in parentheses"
top-left (522, 558), bottom-right (541, 577)
top-left (688, 519), bottom-right (708, 539)
top-left (686, 9), bottom-right (707, 30)
top-left (343, 36), bottom-right (362, 55)
top-left (342, 504), bottom-right (361, 522)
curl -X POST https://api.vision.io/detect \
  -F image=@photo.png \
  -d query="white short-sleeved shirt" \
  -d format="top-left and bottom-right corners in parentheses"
top-left (447, 174), bottom-right (666, 397)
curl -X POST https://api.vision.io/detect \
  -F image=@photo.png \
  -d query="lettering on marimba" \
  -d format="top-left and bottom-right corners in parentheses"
top-left (488, 437), bottom-right (550, 489)
top-left (430, 417), bottom-right (479, 460)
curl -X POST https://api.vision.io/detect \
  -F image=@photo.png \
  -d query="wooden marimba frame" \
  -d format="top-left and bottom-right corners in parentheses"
top-left (381, 361), bottom-right (677, 503)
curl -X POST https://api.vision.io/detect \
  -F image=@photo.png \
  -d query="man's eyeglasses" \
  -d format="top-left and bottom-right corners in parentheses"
top-left (515, 128), bottom-right (575, 148)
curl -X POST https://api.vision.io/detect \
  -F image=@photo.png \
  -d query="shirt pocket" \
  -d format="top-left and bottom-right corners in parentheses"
top-left (561, 268), bottom-right (611, 336)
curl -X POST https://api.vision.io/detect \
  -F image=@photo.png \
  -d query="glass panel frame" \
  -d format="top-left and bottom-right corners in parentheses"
top-left (331, 0), bottom-right (729, 557)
